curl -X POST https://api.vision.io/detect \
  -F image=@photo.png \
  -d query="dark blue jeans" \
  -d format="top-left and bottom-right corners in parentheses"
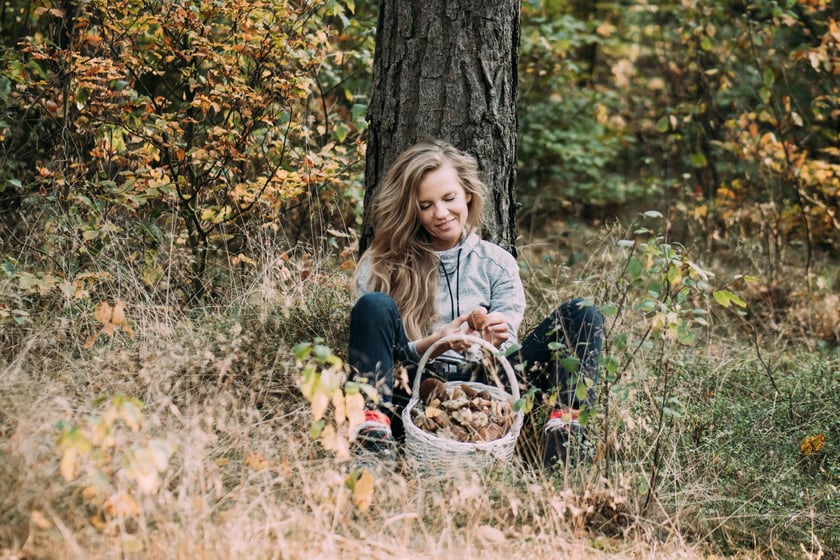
top-left (347, 292), bottom-right (412, 407)
top-left (512, 298), bottom-right (604, 408)
top-left (347, 292), bottom-right (604, 414)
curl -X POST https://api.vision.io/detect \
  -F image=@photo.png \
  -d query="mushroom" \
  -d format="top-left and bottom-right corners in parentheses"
top-left (467, 307), bottom-right (489, 331)
top-left (419, 378), bottom-right (447, 404)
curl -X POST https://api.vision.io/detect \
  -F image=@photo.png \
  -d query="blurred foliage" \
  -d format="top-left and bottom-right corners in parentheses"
top-left (518, 2), bottom-right (638, 224)
top-left (518, 0), bottom-right (840, 270)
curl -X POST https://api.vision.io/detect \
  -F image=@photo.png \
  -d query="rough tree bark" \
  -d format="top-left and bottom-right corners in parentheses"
top-left (360, 0), bottom-right (520, 256)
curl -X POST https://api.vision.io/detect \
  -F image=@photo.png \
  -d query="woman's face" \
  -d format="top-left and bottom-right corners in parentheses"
top-left (416, 163), bottom-right (472, 251)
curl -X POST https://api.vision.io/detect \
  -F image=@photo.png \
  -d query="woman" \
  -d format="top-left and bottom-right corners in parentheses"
top-left (348, 139), bottom-right (603, 468)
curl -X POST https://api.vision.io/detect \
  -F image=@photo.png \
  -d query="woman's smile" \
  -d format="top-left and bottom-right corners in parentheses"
top-left (416, 164), bottom-right (472, 250)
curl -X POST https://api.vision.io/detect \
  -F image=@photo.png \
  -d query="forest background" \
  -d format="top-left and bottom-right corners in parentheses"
top-left (0, 0), bottom-right (838, 559)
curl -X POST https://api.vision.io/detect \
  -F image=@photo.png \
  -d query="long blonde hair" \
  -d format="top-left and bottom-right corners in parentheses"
top-left (356, 139), bottom-right (487, 339)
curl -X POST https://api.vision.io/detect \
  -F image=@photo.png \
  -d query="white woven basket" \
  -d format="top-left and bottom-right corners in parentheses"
top-left (402, 334), bottom-right (524, 472)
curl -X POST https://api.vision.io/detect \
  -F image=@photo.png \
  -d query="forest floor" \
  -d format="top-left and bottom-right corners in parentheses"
top-left (1, 218), bottom-right (838, 559)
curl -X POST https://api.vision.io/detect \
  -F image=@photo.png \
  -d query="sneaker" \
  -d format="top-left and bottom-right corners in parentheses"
top-left (350, 410), bottom-right (396, 467)
top-left (542, 408), bottom-right (589, 469)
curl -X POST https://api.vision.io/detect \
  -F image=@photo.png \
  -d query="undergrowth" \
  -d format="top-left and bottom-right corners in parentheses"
top-left (0, 219), bottom-right (838, 559)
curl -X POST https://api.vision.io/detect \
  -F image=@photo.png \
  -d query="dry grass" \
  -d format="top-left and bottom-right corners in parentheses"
top-left (1, 222), bottom-right (836, 559)
top-left (0, 330), bottom-right (715, 560)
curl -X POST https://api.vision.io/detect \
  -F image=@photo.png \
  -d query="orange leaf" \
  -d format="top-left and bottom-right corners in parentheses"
top-left (93, 300), bottom-right (135, 340)
top-left (245, 452), bottom-right (270, 471)
top-left (800, 434), bottom-right (825, 455)
top-left (94, 301), bottom-right (112, 324)
top-left (83, 333), bottom-right (100, 350)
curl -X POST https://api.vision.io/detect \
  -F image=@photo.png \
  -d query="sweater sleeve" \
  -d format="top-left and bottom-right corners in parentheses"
top-left (488, 251), bottom-right (526, 352)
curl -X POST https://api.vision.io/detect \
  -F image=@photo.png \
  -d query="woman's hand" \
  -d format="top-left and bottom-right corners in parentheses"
top-left (413, 311), bottom-right (511, 358)
top-left (468, 311), bottom-right (510, 348)
top-left (413, 314), bottom-right (469, 358)
top-left (440, 314), bottom-right (472, 353)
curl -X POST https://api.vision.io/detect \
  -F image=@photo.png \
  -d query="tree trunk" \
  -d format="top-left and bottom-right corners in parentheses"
top-left (361, 0), bottom-right (520, 256)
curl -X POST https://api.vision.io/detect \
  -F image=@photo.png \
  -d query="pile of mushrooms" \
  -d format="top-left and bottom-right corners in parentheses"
top-left (410, 377), bottom-right (514, 443)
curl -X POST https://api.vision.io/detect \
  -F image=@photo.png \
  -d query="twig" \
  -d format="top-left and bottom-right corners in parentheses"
top-left (750, 326), bottom-right (795, 422)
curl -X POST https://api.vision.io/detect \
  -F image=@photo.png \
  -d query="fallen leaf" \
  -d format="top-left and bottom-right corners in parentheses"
top-left (30, 510), bottom-right (51, 529)
top-left (245, 452), bottom-right (270, 471)
top-left (475, 524), bottom-right (506, 544)
top-left (800, 434), bottom-right (825, 455)
top-left (352, 469), bottom-right (375, 512)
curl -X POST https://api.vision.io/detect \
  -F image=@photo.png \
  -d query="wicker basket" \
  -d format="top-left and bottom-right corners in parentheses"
top-left (402, 334), bottom-right (524, 472)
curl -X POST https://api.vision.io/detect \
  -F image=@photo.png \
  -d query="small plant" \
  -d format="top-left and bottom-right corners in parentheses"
top-left (597, 211), bottom-right (750, 506)
top-left (602, 211), bottom-right (748, 371)
top-left (294, 339), bottom-right (367, 460)
top-left (55, 394), bottom-right (177, 531)
top-left (293, 339), bottom-right (379, 511)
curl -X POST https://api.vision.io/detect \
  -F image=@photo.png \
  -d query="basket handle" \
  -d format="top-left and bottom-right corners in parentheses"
top-left (413, 334), bottom-right (520, 401)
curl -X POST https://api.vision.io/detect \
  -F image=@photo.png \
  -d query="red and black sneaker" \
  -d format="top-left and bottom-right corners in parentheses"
top-left (543, 408), bottom-right (590, 469)
top-left (350, 409), bottom-right (397, 465)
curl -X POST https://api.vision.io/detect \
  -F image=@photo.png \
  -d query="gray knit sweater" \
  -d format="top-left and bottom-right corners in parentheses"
top-left (356, 232), bottom-right (526, 363)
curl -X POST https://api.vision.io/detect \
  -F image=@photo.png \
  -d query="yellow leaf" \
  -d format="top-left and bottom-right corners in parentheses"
top-left (320, 424), bottom-right (338, 451)
top-left (299, 366), bottom-right (319, 401)
top-left (352, 469), bottom-right (375, 512)
top-left (311, 390), bottom-right (329, 422)
top-left (115, 396), bottom-right (143, 432)
top-left (320, 423), bottom-right (350, 462)
top-left (345, 392), bottom-right (366, 431)
top-left (332, 390), bottom-right (346, 426)
top-left (320, 363), bottom-right (344, 393)
top-left (60, 447), bottom-right (77, 481)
